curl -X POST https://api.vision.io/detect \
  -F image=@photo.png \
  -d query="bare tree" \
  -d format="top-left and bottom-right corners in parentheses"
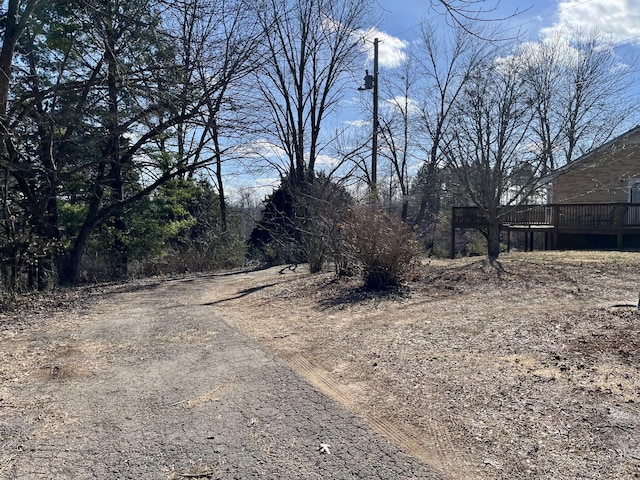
top-left (252, 0), bottom-right (371, 186)
top-left (327, 124), bottom-right (372, 191)
top-left (377, 57), bottom-right (419, 221)
top-left (165, 0), bottom-right (262, 232)
top-left (517, 30), bottom-right (639, 173)
top-left (444, 54), bottom-right (540, 261)
top-left (429, 0), bottom-right (527, 38)
top-left (410, 20), bottom-right (493, 230)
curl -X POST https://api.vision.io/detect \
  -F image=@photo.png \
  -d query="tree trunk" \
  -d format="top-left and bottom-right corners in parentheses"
top-left (58, 161), bottom-right (106, 285)
top-left (212, 124), bottom-right (227, 233)
top-left (487, 223), bottom-right (501, 262)
top-left (0, 1), bottom-right (38, 130)
top-left (105, 31), bottom-right (127, 279)
top-left (401, 196), bottom-right (409, 223)
top-left (217, 168), bottom-right (227, 234)
top-left (59, 221), bottom-right (94, 286)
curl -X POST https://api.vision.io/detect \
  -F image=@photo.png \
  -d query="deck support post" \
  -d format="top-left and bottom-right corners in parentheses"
top-left (552, 205), bottom-right (559, 249)
top-left (616, 204), bottom-right (625, 248)
top-left (450, 209), bottom-right (456, 259)
top-left (529, 231), bottom-right (534, 251)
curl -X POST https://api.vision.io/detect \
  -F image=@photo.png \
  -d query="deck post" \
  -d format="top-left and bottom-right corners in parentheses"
top-left (506, 228), bottom-right (511, 252)
top-left (552, 205), bottom-right (559, 249)
top-left (616, 203), bottom-right (625, 248)
top-left (450, 208), bottom-right (456, 259)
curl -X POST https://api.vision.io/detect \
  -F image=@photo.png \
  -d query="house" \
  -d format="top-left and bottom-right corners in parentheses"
top-left (542, 124), bottom-right (640, 205)
top-left (450, 125), bottom-right (640, 257)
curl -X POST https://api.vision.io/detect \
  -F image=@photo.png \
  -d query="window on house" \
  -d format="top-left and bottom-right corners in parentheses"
top-left (627, 179), bottom-right (640, 203)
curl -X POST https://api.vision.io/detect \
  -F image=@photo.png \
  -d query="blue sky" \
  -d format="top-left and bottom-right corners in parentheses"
top-left (230, 0), bottom-right (640, 201)
top-left (370, 0), bottom-right (640, 67)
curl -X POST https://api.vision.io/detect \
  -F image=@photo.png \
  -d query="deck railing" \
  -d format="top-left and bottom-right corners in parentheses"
top-left (452, 203), bottom-right (640, 230)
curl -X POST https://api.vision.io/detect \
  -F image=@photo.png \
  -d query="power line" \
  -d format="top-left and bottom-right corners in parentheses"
top-left (613, 34), bottom-right (640, 49)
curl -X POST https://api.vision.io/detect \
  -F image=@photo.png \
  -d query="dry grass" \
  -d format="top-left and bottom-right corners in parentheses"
top-left (1, 251), bottom-right (638, 479)
top-left (209, 251), bottom-right (640, 480)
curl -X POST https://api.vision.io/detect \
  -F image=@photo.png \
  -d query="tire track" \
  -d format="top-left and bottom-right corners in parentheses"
top-left (281, 352), bottom-right (481, 480)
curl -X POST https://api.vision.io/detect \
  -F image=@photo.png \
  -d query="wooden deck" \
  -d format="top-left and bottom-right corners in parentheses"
top-left (451, 203), bottom-right (640, 257)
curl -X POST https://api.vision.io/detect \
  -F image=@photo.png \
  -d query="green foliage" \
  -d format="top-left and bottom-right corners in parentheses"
top-left (249, 176), bottom-right (353, 271)
top-left (342, 204), bottom-right (421, 289)
top-left (71, 178), bottom-right (247, 282)
top-left (249, 183), bottom-right (303, 266)
top-left (58, 202), bottom-right (88, 250)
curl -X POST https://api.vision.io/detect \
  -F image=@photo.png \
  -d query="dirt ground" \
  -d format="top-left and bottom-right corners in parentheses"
top-left (1, 251), bottom-right (640, 479)
top-left (0, 274), bottom-right (437, 480)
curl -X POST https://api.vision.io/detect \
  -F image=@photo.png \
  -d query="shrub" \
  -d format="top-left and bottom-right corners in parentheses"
top-left (249, 176), bottom-right (353, 272)
top-left (298, 179), bottom-right (353, 274)
top-left (342, 204), bottom-right (421, 289)
top-left (249, 185), bottom-right (304, 266)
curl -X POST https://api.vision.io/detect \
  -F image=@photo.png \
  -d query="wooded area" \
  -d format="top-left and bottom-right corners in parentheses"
top-left (1, 0), bottom-right (638, 296)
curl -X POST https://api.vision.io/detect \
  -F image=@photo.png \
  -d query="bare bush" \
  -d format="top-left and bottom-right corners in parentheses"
top-left (342, 205), bottom-right (421, 289)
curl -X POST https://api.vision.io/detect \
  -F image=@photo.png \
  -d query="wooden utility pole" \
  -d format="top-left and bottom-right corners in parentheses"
top-left (371, 37), bottom-right (379, 200)
top-left (359, 37), bottom-right (379, 200)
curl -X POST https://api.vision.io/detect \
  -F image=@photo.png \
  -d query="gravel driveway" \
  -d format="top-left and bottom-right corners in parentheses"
top-left (1, 276), bottom-right (440, 479)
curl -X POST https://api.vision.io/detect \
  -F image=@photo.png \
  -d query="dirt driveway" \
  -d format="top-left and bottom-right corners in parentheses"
top-left (0, 273), bottom-right (439, 479)
top-left (1, 251), bottom-right (640, 479)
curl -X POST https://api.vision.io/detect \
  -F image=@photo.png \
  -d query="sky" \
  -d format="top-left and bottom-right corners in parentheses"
top-left (370, 0), bottom-right (640, 67)
top-left (230, 0), bottom-right (640, 202)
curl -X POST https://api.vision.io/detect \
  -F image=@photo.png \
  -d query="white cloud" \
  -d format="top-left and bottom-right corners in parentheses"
top-left (541, 0), bottom-right (640, 45)
top-left (385, 95), bottom-right (420, 116)
top-left (508, 31), bottom-right (631, 78)
top-left (358, 28), bottom-right (408, 68)
top-left (315, 153), bottom-right (340, 168)
top-left (233, 140), bottom-right (289, 165)
top-left (344, 119), bottom-right (371, 129)
top-left (226, 176), bottom-right (279, 204)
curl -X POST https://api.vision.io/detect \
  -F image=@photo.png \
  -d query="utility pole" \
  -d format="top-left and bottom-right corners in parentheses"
top-left (359, 37), bottom-right (379, 200)
top-left (372, 38), bottom-right (378, 200)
